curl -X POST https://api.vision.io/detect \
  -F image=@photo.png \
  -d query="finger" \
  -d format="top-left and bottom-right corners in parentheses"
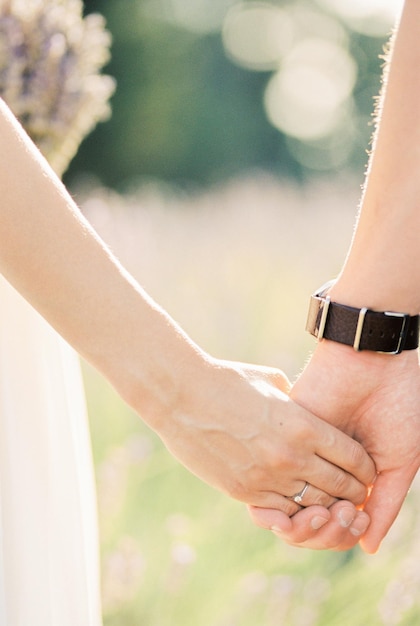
top-left (314, 422), bottom-right (377, 488)
top-left (251, 480), bottom-right (337, 511)
top-left (249, 502), bottom-right (370, 551)
top-left (249, 491), bottom-right (302, 516)
top-left (285, 480), bottom-right (337, 509)
top-left (299, 505), bottom-right (370, 552)
top-left (301, 456), bottom-right (370, 507)
top-left (295, 506), bottom-right (369, 552)
top-left (247, 503), bottom-right (330, 536)
top-left (360, 468), bottom-right (416, 554)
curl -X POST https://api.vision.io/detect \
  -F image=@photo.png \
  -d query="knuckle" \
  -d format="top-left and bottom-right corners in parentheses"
top-left (295, 420), bottom-right (313, 442)
top-left (330, 471), bottom-right (350, 496)
top-left (347, 440), bottom-right (366, 469)
top-left (311, 492), bottom-right (337, 508)
top-left (283, 500), bottom-right (301, 516)
top-left (351, 485), bottom-right (368, 506)
top-left (329, 472), bottom-right (366, 504)
top-left (346, 442), bottom-right (377, 486)
top-left (268, 449), bottom-right (296, 473)
top-left (257, 439), bottom-right (296, 473)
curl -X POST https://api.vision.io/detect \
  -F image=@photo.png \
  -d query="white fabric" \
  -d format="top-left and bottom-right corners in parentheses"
top-left (0, 276), bottom-right (102, 625)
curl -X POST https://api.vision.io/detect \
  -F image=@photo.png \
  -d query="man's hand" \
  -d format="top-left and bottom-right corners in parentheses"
top-left (284, 340), bottom-right (420, 553)
top-left (248, 500), bottom-right (371, 551)
top-left (249, 340), bottom-right (420, 552)
top-left (251, 0), bottom-right (420, 553)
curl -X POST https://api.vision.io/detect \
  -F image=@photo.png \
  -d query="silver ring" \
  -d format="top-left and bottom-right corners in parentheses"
top-left (287, 482), bottom-right (309, 504)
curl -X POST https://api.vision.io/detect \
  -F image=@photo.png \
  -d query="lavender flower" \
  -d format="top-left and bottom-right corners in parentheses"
top-left (0, 0), bottom-right (115, 176)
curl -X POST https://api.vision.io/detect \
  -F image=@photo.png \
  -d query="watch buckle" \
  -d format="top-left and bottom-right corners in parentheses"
top-left (317, 296), bottom-right (331, 340)
top-left (382, 311), bottom-right (410, 355)
top-left (353, 309), bottom-right (410, 354)
top-left (353, 307), bottom-right (368, 351)
top-left (312, 279), bottom-right (335, 340)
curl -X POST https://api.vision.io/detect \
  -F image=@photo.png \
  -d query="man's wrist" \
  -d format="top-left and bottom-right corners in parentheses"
top-left (306, 280), bottom-right (420, 354)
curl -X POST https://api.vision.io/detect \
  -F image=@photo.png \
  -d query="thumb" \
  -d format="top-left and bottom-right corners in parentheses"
top-left (223, 360), bottom-right (292, 394)
top-left (249, 364), bottom-right (291, 394)
top-left (360, 468), bottom-right (416, 554)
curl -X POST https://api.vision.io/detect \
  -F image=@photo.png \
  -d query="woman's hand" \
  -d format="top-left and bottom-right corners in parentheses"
top-left (154, 357), bottom-right (376, 513)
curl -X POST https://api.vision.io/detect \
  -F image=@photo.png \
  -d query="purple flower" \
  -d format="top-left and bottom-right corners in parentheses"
top-left (0, 0), bottom-right (115, 176)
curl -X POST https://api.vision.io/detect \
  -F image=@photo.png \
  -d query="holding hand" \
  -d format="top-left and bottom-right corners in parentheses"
top-left (248, 500), bottom-right (371, 551)
top-left (251, 0), bottom-right (420, 553)
top-left (155, 358), bottom-right (376, 513)
top-left (291, 341), bottom-right (420, 553)
top-left (251, 341), bottom-right (420, 553)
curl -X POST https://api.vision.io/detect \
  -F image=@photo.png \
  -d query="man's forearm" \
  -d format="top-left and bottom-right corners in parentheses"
top-left (331, 0), bottom-right (420, 314)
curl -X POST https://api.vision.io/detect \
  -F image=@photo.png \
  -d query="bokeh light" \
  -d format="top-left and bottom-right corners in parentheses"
top-left (264, 38), bottom-right (356, 140)
top-left (315, 0), bottom-right (404, 36)
top-left (221, 2), bottom-right (360, 166)
top-left (285, 117), bottom-right (357, 171)
top-left (222, 3), bottom-right (295, 71)
top-left (142, 0), bottom-right (235, 34)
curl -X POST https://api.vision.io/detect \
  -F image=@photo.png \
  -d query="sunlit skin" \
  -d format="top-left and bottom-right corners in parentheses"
top-left (250, 0), bottom-right (420, 553)
top-left (224, 1), bottom-right (398, 149)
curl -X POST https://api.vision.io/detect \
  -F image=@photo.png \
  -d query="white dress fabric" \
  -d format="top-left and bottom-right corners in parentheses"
top-left (0, 275), bottom-right (102, 625)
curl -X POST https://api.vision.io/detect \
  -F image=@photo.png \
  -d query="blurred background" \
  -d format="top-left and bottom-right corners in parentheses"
top-left (69, 0), bottom-right (402, 190)
top-left (7, 0), bottom-right (420, 624)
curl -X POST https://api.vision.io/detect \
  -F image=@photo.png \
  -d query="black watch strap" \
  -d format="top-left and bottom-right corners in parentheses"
top-left (306, 282), bottom-right (419, 354)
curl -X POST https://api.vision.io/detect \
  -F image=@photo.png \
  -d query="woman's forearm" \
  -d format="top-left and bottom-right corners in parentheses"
top-left (0, 98), bottom-right (204, 429)
top-left (331, 0), bottom-right (420, 314)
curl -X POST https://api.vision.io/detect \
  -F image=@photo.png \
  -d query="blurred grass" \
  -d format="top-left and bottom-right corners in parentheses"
top-left (79, 175), bottom-right (420, 626)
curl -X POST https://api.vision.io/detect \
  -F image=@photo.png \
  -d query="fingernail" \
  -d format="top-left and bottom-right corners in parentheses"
top-left (270, 526), bottom-right (284, 535)
top-left (338, 508), bottom-right (355, 528)
top-left (349, 517), bottom-right (369, 537)
top-left (311, 516), bottom-right (329, 530)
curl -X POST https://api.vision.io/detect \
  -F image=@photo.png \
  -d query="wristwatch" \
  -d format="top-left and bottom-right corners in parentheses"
top-left (306, 280), bottom-right (419, 354)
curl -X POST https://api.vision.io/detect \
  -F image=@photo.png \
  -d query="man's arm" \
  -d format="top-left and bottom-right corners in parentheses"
top-left (300, 0), bottom-right (420, 554)
top-left (251, 0), bottom-right (420, 552)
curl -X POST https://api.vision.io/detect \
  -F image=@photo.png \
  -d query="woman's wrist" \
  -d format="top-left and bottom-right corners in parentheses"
top-left (110, 312), bottom-right (211, 436)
